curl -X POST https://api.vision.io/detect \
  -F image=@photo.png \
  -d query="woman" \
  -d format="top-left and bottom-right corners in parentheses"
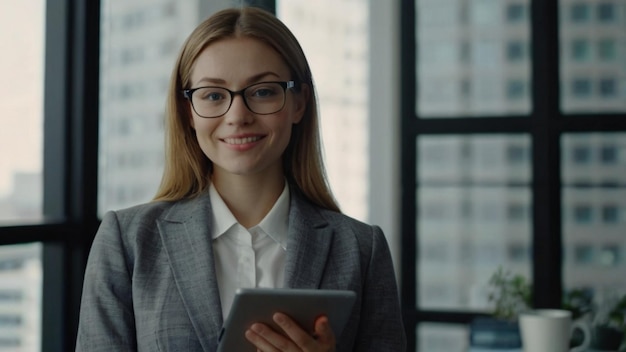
top-left (76, 6), bottom-right (406, 352)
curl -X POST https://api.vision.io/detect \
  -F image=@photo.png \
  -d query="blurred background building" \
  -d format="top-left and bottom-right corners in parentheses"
top-left (0, 244), bottom-right (41, 351)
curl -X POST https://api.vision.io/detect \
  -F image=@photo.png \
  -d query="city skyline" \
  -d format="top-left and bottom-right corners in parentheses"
top-left (0, 1), bottom-right (44, 198)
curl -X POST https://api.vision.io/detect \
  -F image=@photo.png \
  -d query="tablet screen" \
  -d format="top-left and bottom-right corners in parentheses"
top-left (216, 288), bottom-right (356, 352)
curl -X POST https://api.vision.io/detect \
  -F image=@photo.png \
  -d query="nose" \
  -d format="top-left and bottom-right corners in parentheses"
top-left (223, 94), bottom-right (253, 125)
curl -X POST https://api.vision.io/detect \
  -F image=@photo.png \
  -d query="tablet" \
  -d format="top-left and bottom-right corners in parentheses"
top-left (216, 288), bottom-right (356, 352)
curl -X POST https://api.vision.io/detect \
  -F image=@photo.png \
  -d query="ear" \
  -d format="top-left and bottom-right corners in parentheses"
top-left (292, 83), bottom-right (309, 124)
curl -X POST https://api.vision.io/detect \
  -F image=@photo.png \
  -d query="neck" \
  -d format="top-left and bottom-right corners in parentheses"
top-left (212, 172), bottom-right (285, 228)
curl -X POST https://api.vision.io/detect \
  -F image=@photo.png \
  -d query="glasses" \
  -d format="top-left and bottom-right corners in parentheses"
top-left (182, 81), bottom-right (295, 118)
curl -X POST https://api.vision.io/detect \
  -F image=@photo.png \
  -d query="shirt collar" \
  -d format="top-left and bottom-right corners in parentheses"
top-left (209, 184), bottom-right (238, 240)
top-left (253, 183), bottom-right (290, 250)
top-left (209, 183), bottom-right (290, 250)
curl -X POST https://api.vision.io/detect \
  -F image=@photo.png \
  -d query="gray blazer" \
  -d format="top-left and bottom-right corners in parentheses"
top-left (75, 189), bottom-right (406, 351)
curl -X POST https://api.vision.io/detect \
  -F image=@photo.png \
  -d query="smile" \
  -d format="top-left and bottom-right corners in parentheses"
top-left (223, 136), bottom-right (264, 145)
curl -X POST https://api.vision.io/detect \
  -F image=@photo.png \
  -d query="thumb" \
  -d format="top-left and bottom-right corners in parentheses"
top-left (313, 315), bottom-right (335, 345)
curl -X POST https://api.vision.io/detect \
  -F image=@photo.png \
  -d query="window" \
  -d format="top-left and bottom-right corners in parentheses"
top-left (573, 204), bottom-right (593, 224)
top-left (404, 1), bottom-right (626, 351)
top-left (417, 135), bottom-right (531, 311)
top-left (597, 38), bottom-right (617, 61)
top-left (599, 78), bottom-right (617, 98)
top-left (572, 145), bottom-right (591, 164)
top-left (560, 1), bottom-right (626, 113)
top-left (507, 144), bottom-right (528, 164)
top-left (416, 0), bottom-right (531, 117)
top-left (277, 0), bottom-right (370, 221)
top-left (508, 243), bottom-right (528, 262)
top-left (99, 1), bottom-right (224, 214)
top-left (574, 244), bottom-right (594, 265)
top-left (601, 204), bottom-right (619, 224)
top-left (506, 79), bottom-right (526, 100)
top-left (0, 1), bottom-right (46, 350)
top-left (570, 3), bottom-right (590, 23)
top-left (600, 145), bottom-right (617, 164)
top-left (0, 243), bottom-right (42, 351)
top-left (571, 78), bottom-right (592, 98)
top-left (562, 133), bottom-right (626, 295)
top-left (0, 337), bottom-right (20, 348)
top-left (506, 3), bottom-right (525, 23)
top-left (597, 3), bottom-right (616, 23)
top-left (598, 245), bottom-right (621, 267)
top-left (0, 2), bottom-right (45, 223)
top-left (571, 39), bottom-right (590, 61)
top-left (506, 40), bottom-right (525, 62)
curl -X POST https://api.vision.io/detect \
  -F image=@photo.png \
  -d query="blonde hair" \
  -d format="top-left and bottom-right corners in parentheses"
top-left (153, 7), bottom-right (340, 213)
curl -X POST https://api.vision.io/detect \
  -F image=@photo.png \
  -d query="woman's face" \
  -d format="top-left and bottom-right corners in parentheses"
top-left (187, 36), bottom-right (306, 181)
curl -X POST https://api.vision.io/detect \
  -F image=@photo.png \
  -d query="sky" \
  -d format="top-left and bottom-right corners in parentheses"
top-left (0, 1), bottom-right (44, 196)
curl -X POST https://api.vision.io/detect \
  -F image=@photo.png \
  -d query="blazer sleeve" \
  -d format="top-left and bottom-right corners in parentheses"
top-left (354, 226), bottom-right (407, 351)
top-left (75, 211), bottom-right (137, 351)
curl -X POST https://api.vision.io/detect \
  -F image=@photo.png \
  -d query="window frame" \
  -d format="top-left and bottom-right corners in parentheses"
top-left (400, 0), bottom-right (626, 350)
top-left (0, 0), bottom-right (101, 350)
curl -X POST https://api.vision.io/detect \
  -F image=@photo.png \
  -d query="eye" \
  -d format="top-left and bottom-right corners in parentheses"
top-left (198, 88), bottom-right (227, 102)
top-left (249, 85), bottom-right (278, 98)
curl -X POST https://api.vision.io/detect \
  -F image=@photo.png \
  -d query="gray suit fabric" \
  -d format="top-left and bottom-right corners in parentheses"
top-left (75, 188), bottom-right (406, 351)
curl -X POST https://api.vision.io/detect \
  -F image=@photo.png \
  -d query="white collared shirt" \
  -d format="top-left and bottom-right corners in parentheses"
top-left (209, 183), bottom-right (289, 320)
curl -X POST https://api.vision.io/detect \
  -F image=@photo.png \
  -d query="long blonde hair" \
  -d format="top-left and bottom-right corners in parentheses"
top-left (153, 7), bottom-right (340, 213)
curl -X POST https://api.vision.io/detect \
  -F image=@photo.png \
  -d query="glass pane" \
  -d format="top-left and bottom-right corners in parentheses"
top-left (418, 323), bottom-right (468, 352)
top-left (0, 2), bottom-right (45, 222)
top-left (98, 1), bottom-right (239, 215)
top-left (417, 135), bottom-right (532, 311)
top-left (0, 243), bottom-right (42, 351)
top-left (562, 133), bottom-right (626, 300)
top-left (278, 1), bottom-right (370, 221)
top-left (415, 0), bottom-right (532, 117)
top-left (559, 0), bottom-right (626, 113)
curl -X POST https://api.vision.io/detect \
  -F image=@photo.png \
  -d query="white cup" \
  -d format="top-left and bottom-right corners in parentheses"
top-left (519, 309), bottom-right (591, 352)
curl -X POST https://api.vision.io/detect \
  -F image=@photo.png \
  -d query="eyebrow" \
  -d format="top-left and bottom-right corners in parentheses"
top-left (194, 71), bottom-right (282, 87)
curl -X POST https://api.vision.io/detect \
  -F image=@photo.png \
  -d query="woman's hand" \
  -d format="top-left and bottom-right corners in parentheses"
top-left (244, 313), bottom-right (336, 352)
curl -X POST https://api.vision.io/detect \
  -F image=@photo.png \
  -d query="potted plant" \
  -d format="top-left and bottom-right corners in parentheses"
top-left (562, 288), bottom-right (593, 320)
top-left (487, 267), bottom-right (532, 321)
top-left (468, 268), bottom-right (531, 349)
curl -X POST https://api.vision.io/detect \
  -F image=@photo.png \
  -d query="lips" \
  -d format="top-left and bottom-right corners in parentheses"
top-left (222, 135), bottom-right (264, 145)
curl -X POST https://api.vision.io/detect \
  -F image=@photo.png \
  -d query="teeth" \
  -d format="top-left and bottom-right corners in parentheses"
top-left (224, 136), bottom-right (262, 145)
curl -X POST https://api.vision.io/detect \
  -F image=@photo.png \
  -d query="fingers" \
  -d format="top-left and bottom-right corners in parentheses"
top-left (272, 313), bottom-right (317, 350)
top-left (312, 315), bottom-right (335, 346)
top-left (244, 313), bottom-right (336, 352)
top-left (245, 323), bottom-right (288, 352)
top-left (273, 313), bottom-right (335, 351)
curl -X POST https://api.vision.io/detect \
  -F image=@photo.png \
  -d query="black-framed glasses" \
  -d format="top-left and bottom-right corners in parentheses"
top-left (182, 81), bottom-right (295, 118)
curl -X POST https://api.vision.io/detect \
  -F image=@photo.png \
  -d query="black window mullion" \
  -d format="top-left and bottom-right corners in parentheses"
top-left (243, 0), bottom-right (276, 14)
top-left (559, 114), bottom-right (626, 132)
top-left (530, 0), bottom-right (563, 309)
top-left (64, 0), bottom-right (102, 349)
top-left (41, 0), bottom-right (72, 351)
top-left (413, 116), bottom-right (531, 135)
top-left (44, 0), bottom-right (69, 221)
top-left (400, 0), bottom-right (417, 350)
top-left (69, 0), bottom-right (101, 227)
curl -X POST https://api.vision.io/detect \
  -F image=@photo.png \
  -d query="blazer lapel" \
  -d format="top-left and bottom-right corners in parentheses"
top-left (157, 193), bottom-right (222, 351)
top-left (284, 193), bottom-right (333, 289)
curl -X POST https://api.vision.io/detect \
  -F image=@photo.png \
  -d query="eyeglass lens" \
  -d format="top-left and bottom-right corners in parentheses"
top-left (190, 82), bottom-right (287, 118)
